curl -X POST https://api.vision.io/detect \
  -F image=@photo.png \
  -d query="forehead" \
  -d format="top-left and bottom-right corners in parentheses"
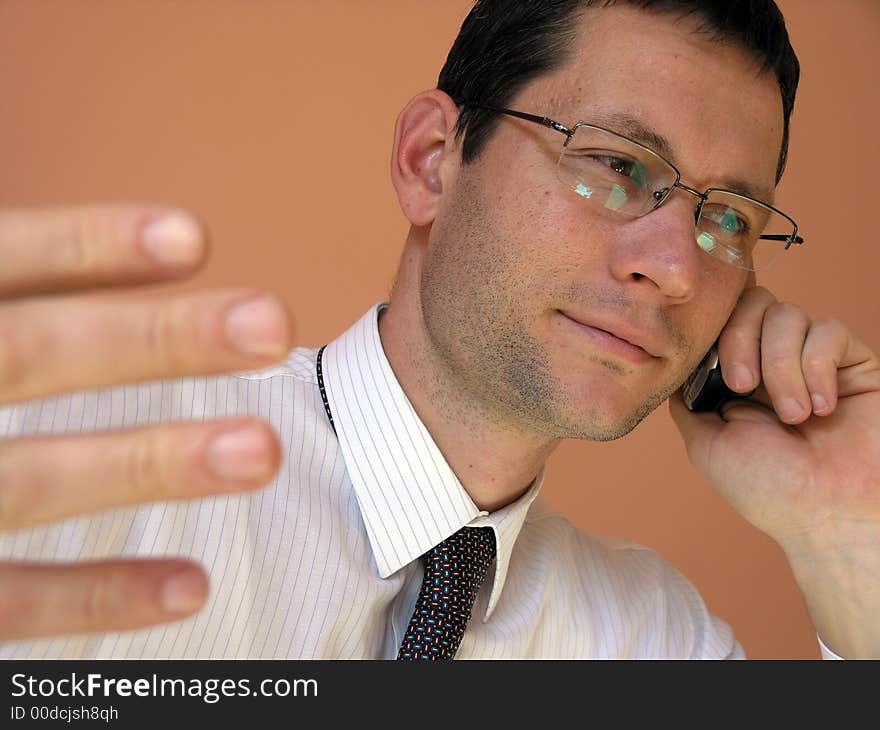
top-left (517, 5), bottom-right (785, 197)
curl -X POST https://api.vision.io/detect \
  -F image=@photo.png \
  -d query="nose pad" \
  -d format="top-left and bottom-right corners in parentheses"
top-left (651, 187), bottom-right (670, 208)
top-left (648, 186), bottom-right (680, 211)
top-left (650, 186), bottom-right (698, 221)
top-left (655, 184), bottom-right (707, 233)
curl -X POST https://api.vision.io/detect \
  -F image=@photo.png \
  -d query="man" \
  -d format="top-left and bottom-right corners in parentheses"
top-left (0, 0), bottom-right (877, 659)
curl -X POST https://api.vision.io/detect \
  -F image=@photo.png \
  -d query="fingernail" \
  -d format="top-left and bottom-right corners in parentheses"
top-left (141, 212), bottom-right (204, 267)
top-left (811, 393), bottom-right (829, 413)
top-left (160, 569), bottom-right (208, 614)
top-left (779, 397), bottom-right (805, 422)
top-left (207, 425), bottom-right (272, 480)
top-left (224, 295), bottom-right (288, 357)
top-left (728, 362), bottom-right (754, 391)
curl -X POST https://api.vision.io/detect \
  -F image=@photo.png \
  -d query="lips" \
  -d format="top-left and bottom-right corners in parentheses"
top-left (558, 310), bottom-right (663, 362)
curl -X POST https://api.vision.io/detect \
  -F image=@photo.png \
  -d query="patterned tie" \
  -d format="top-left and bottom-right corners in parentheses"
top-left (397, 526), bottom-right (497, 660)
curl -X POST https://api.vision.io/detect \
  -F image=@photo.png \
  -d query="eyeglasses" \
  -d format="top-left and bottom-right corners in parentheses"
top-left (457, 101), bottom-right (804, 272)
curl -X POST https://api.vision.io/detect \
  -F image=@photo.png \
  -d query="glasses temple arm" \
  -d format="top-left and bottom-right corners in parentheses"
top-left (454, 100), bottom-right (574, 138)
top-left (760, 234), bottom-right (804, 242)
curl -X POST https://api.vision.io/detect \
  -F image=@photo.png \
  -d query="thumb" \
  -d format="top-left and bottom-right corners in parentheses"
top-left (718, 399), bottom-right (782, 427)
top-left (669, 389), bottom-right (785, 471)
top-left (667, 389), bottom-right (726, 467)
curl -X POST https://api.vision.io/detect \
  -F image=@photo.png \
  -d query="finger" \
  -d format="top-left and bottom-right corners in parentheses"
top-left (718, 285), bottom-right (777, 393)
top-left (726, 324), bottom-right (879, 415)
top-left (0, 288), bottom-right (294, 405)
top-left (0, 418), bottom-right (280, 532)
top-left (0, 560), bottom-right (209, 640)
top-left (0, 205), bottom-right (208, 299)
top-left (804, 321), bottom-right (880, 404)
top-left (759, 301), bottom-right (812, 424)
top-left (800, 317), bottom-right (849, 416)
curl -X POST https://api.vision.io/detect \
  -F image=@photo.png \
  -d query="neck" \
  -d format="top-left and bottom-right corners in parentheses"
top-left (377, 231), bottom-right (559, 513)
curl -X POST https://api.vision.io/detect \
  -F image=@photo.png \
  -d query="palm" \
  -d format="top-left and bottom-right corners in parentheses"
top-left (680, 390), bottom-right (880, 544)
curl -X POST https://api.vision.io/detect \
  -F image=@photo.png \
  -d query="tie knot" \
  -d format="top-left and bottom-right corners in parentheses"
top-left (423, 526), bottom-right (496, 575)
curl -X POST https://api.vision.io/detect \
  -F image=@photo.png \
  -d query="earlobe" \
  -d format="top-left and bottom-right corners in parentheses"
top-left (391, 91), bottom-right (461, 227)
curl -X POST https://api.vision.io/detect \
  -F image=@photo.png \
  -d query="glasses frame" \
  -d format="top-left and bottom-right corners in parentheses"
top-left (456, 100), bottom-right (805, 258)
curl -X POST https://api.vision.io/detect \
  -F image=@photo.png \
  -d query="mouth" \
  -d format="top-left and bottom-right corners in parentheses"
top-left (557, 310), bottom-right (661, 364)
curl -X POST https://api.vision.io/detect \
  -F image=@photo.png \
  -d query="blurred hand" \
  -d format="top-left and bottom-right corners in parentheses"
top-left (0, 204), bottom-right (294, 640)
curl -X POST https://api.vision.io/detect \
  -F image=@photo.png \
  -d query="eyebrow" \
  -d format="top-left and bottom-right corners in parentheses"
top-left (581, 111), bottom-right (775, 203)
top-left (590, 111), bottom-right (676, 158)
top-left (719, 177), bottom-right (775, 205)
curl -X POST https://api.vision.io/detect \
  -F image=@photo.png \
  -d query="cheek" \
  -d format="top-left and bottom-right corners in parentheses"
top-left (449, 178), bottom-right (571, 290)
top-left (506, 180), bottom-right (614, 267)
top-left (475, 131), bottom-right (613, 272)
top-left (688, 268), bottom-right (749, 345)
top-left (425, 173), bottom-right (539, 309)
top-left (710, 265), bottom-right (749, 317)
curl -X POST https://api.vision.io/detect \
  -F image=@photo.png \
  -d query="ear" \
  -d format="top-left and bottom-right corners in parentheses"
top-left (390, 90), bottom-right (461, 227)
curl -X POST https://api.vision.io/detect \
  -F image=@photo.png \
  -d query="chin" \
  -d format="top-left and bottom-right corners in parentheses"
top-left (568, 400), bottom-right (661, 441)
top-left (555, 373), bottom-right (671, 442)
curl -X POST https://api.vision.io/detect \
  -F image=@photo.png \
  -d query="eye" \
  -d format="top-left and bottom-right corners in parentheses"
top-left (592, 154), bottom-right (649, 188)
top-left (594, 154), bottom-right (634, 175)
top-left (567, 148), bottom-right (643, 176)
top-left (703, 205), bottom-right (751, 237)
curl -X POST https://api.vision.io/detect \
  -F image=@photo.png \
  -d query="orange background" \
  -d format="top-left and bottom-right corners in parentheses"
top-left (2, 1), bottom-right (878, 659)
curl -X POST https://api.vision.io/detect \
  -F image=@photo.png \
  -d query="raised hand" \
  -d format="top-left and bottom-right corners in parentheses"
top-left (670, 284), bottom-right (880, 658)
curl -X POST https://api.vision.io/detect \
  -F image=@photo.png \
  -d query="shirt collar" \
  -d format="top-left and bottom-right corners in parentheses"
top-left (321, 302), bottom-right (543, 621)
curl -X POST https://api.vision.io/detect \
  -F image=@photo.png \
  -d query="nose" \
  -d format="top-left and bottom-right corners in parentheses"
top-left (607, 192), bottom-right (702, 301)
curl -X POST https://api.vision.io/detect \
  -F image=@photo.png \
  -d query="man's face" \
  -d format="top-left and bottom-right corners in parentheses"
top-left (419, 5), bottom-right (784, 441)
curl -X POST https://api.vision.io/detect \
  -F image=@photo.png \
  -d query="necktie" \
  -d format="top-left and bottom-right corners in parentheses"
top-left (397, 526), bottom-right (497, 660)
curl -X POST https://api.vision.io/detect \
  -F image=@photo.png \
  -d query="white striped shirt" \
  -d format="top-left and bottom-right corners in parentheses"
top-left (0, 303), bottom-right (838, 658)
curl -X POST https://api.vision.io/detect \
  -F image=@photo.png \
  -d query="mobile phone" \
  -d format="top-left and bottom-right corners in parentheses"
top-left (681, 341), bottom-right (756, 412)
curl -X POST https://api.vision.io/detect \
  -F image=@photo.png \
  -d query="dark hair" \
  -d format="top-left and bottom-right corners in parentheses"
top-left (437, 0), bottom-right (800, 183)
